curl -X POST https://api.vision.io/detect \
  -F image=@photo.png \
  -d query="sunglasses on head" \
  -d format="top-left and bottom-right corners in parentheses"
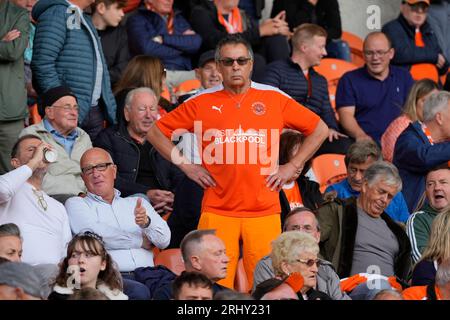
top-left (218, 57), bottom-right (252, 66)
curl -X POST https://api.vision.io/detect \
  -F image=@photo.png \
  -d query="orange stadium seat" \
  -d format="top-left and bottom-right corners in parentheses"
top-left (123, 0), bottom-right (141, 13)
top-left (161, 84), bottom-right (171, 102)
top-left (440, 73), bottom-right (447, 87)
top-left (154, 248), bottom-right (185, 275)
top-left (234, 258), bottom-right (249, 293)
top-left (311, 153), bottom-right (347, 193)
top-left (29, 104), bottom-right (42, 125)
top-left (409, 63), bottom-right (439, 83)
top-left (327, 83), bottom-right (339, 121)
top-left (341, 31), bottom-right (365, 67)
top-left (315, 58), bottom-right (358, 87)
top-left (175, 79), bottom-right (201, 96)
top-left (315, 59), bottom-right (357, 122)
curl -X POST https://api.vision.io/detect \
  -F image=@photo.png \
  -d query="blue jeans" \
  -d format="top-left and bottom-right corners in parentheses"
top-left (326, 39), bottom-right (352, 62)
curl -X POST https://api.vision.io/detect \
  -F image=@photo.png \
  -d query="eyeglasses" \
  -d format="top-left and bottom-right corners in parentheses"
top-left (218, 57), bottom-right (252, 66)
top-left (288, 225), bottom-right (318, 234)
top-left (81, 162), bottom-right (113, 175)
top-left (294, 258), bottom-right (320, 267)
top-left (49, 104), bottom-right (79, 112)
top-left (32, 188), bottom-right (48, 211)
top-left (363, 49), bottom-right (391, 58)
top-left (70, 250), bottom-right (99, 259)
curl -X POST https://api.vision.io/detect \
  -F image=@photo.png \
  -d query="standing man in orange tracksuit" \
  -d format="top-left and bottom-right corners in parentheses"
top-left (147, 34), bottom-right (328, 289)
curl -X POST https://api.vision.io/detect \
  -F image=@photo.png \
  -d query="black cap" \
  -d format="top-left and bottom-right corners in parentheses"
top-left (41, 86), bottom-right (77, 108)
top-left (198, 50), bottom-right (216, 68)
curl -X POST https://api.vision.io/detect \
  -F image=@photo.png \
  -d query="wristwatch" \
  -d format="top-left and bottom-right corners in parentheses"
top-left (143, 216), bottom-right (151, 228)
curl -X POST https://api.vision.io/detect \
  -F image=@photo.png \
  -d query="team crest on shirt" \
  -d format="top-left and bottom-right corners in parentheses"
top-left (251, 102), bottom-right (266, 116)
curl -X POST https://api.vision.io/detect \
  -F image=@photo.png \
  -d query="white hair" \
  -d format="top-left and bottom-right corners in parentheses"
top-left (124, 87), bottom-right (157, 110)
top-left (423, 91), bottom-right (450, 122)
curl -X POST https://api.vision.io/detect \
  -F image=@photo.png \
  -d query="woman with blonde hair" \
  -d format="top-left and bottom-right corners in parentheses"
top-left (270, 231), bottom-right (330, 300)
top-left (114, 55), bottom-right (173, 126)
top-left (381, 78), bottom-right (438, 162)
top-left (411, 209), bottom-right (450, 286)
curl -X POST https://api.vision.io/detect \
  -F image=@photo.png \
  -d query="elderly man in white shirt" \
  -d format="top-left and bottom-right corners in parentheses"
top-left (65, 147), bottom-right (171, 299)
top-left (0, 135), bottom-right (71, 266)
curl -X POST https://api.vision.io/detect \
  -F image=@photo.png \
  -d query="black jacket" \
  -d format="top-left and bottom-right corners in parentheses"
top-left (190, 1), bottom-right (261, 52)
top-left (98, 24), bottom-right (130, 86)
top-left (317, 197), bottom-right (412, 280)
top-left (279, 175), bottom-right (324, 226)
top-left (299, 288), bottom-right (332, 300)
top-left (271, 0), bottom-right (342, 41)
top-left (93, 124), bottom-right (185, 197)
top-left (382, 14), bottom-right (449, 75)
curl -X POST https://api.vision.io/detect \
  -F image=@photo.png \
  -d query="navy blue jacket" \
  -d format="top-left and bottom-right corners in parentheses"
top-left (134, 265), bottom-right (177, 299)
top-left (262, 59), bottom-right (338, 130)
top-left (127, 8), bottom-right (201, 70)
top-left (412, 260), bottom-right (436, 287)
top-left (393, 121), bottom-right (450, 212)
top-left (382, 14), bottom-right (449, 75)
top-left (94, 124), bottom-right (185, 197)
top-left (31, 0), bottom-right (117, 125)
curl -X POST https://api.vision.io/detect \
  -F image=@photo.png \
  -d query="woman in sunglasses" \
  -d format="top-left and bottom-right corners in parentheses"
top-left (270, 231), bottom-right (331, 300)
top-left (48, 231), bottom-right (127, 300)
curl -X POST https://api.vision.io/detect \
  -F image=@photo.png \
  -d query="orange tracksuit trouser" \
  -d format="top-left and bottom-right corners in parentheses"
top-left (198, 212), bottom-right (281, 290)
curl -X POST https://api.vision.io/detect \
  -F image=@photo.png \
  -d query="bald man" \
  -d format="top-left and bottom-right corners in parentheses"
top-left (65, 147), bottom-right (171, 299)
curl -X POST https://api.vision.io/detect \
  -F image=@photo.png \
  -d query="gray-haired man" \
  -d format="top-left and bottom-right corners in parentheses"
top-left (0, 261), bottom-right (50, 300)
top-left (317, 161), bottom-right (411, 284)
top-left (394, 91), bottom-right (450, 212)
top-left (94, 87), bottom-right (184, 214)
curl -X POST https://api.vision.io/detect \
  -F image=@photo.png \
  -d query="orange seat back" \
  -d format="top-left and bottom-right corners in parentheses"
top-left (315, 58), bottom-right (358, 86)
top-left (341, 31), bottom-right (365, 67)
top-left (327, 84), bottom-right (339, 121)
top-left (410, 63), bottom-right (439, 83)
top-left (161, 84), bottom-right (171, 102)
top-left (154, 248), bottom-right (185, 275)
top-left (234, 258), bottom-right (249, 293)
top-left (123, 0), bottom-right (140, 13)
top-left (29, 103), bottom-right (42, 125)
top-left (311, 153), bottom-right (347, 193)
top-left (175, 79), bottom-right (201, 96)
top-left (440, 73), bottom-right (447, 86)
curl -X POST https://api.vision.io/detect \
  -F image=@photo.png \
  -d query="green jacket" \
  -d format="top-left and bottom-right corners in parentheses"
top-left (317, 197), bottom-right (412, 280)
top-left (0, 1), bottom-right (30, 121)
top-left (20, 120), bottom-right (92, 196)
top-left (406, 204), bottom-right (440, 264)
